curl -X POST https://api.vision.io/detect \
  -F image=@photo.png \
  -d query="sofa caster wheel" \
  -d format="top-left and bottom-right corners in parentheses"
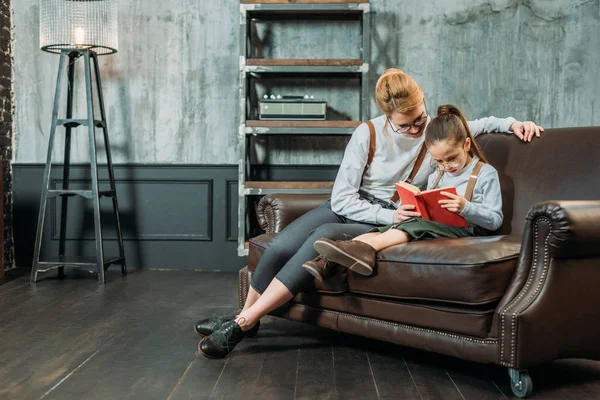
top-left (508, 368), bottom-right (533, 398)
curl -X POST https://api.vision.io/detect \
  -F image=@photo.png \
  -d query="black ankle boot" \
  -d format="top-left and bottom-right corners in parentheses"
top-left (194, 314), bottom-right (235, 337)
top-left (194, 315), bottom-right (260, 338)
top-left (197, 320), bottom-right (254, 358)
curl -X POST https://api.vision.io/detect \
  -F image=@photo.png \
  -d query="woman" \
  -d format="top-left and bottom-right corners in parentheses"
top-left (196, 68), bottom-right (543, 359)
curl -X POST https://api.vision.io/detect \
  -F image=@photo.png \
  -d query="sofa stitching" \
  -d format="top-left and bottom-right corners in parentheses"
top-left (269, 207), bottom-right (277, 233)
top-left (291, 304), bottom-right (498, 344)
top-left (499, 217), bottom-right (551, 367)
top-left (238, 267), bottom-right (245, 310)
top-left (377, 254), bottom-right (521, 266)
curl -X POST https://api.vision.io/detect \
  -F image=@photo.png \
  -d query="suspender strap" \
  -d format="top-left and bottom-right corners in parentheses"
top-left (389, 141), bottom-right (428, 203)
top-left (430, 168), bottom-right (444, 190)
top-left (406, 142), bottom-right (428, 184)
top-left (361, 120), bottom-right (376, 180)
top-left (464, 161), bottom-right (485, 202)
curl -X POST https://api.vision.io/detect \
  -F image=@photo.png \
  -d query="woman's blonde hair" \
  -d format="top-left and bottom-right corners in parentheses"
top-left (375, 68), bottom-right (424, 115)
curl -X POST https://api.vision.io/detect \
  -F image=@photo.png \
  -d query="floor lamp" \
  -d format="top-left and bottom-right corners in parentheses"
top-left (31, 0), bottom-right (126, 284)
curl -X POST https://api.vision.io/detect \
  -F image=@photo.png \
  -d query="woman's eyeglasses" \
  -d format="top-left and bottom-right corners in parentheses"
top-left (387, 101), bottom-right (429, 133)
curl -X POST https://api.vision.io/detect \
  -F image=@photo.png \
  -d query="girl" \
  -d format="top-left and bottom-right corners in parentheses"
top-left (310, 104), bottom-right (503, 276)
top-left (196, 69), bottom-right (541, 359)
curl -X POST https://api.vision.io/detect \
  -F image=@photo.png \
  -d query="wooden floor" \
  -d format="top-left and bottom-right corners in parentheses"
top-left (1, 270), bottom-right (599, 399)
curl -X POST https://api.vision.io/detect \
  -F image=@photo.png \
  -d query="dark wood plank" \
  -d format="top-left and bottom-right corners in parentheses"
top-left (46, 303), bottom-right (233, 400)
top-left (246, 58), bottom-right (363, 66)
top-left (0, 271), bottom-right (211, 399)
top-left (0, 272), bottom-right (139, 398)
top-left (332, 341), bottom-right (378, 400)
top-left (0, 276), bottom-right (30, 297)
top-left (168, 354), bottom-right (229, 400)
top-left (245, 120), bottom-right (361, 128)
top-left (366, 345), bottom-right (422, 399)
top-left (444, 360), bottom-right (507, 400)
top-left (2, 271), bottom-right (600, 400)
top-left (0, 278), bottom-right (96, 332)
top-left (511, 360), bottom-right (600, 400)
top-left (294, 333), bottom-right (338, 400)
top-left (207, 336), bottom-right (266, 399)
top-left (251, 317), bottom-right (301, 399)
top-left (403, 351), bottom-right (464, 400)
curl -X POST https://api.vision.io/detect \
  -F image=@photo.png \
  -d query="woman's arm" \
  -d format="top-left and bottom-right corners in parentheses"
top-left (468, 117), bottom-right (544, 142)
top-left (468, 116), bottom-right (516, 137)
top-left (331, 124), bottom-right (395, 225)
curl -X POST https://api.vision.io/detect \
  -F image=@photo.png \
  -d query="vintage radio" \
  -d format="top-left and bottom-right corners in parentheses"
top-left (258, 95), bottom-right (327, 120)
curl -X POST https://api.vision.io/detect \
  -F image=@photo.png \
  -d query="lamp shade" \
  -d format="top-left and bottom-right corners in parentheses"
top-left (40, 0), bottom-right (118, 55)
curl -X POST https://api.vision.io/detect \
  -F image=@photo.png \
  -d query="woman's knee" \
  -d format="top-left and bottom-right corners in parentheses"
top-left (309, 223), bottom-right (346, 241)
top-left (264, 234), bottom-right (297, 259)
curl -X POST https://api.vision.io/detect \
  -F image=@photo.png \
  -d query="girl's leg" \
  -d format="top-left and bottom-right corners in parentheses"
top-left (351, 231), bottom-right (381, 243)
top-left (355, 229), bottom-right (410, 251)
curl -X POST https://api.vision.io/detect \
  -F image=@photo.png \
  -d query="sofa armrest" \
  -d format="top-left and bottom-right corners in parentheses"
top-left (256, 194), bottom-right (330, 234)
top-left (527, 200), bottom-right (600, 259)
top-left (494, 200), bottom-right (600, 369)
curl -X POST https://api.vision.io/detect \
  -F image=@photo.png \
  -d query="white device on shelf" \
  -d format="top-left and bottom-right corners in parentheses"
top-left (258, 95), bottom-right (327, 120)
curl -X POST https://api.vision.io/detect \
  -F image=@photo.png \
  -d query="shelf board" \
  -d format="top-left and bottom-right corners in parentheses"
top-left (246, 181), bottom-right (333, 189)
top-left (244, 61), bottom-right (367, 73)
top-left (246, 120), bottom-right (360, 127)
top-left (244, 120), bottom-right (360, 135)
top-left (246, 58), bottom-right (363, 66)
top-left (243, 181), bottom-right (334, 195)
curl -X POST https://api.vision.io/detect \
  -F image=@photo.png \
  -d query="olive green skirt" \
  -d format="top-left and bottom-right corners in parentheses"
top-left (371, 218), bottom-right (477, 241)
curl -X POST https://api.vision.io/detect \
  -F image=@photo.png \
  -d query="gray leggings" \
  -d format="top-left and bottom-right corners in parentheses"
top-left (250, 200), bottom-right (377, 295)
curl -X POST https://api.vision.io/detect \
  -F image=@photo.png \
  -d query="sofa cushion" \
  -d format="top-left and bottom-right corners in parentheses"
top-left (293, 292), bottom-right (496, 338)
top-left (348, 235), bottom-right (521, 306)
top-left (248, 234), bottom-right (348, 294)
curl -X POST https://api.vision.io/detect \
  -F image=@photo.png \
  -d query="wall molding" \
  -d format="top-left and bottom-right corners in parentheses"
top-left (13, 163), bottom-right (339, 272)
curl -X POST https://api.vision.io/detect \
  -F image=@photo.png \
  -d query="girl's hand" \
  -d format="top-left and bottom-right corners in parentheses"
top-left (439, 192), bottom-right (467, 213)
top-left (393, 204), bottom-right (421, 223)
top-left (509, 121), bottom-right (544, 142)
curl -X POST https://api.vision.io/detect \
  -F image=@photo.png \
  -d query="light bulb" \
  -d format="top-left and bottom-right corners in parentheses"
top-left (74, 27), bottom-right (86, 47)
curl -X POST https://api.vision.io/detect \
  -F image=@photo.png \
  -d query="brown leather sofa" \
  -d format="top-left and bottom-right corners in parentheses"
top-left (239, 127), bottom-right (600, 398)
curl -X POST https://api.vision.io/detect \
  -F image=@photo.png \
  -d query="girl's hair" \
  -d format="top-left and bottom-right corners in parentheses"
top-left (375, 68), bottom-right (424, 115)
top-left (425, 104), bottom-right (489, 163)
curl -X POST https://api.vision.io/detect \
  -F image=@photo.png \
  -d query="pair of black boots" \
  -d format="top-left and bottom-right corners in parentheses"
top-left (195, 314), bottom-right (260, 358)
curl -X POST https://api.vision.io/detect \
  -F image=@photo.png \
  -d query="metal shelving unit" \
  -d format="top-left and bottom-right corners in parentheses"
top-left (238, 0), bottom-right (371, 256)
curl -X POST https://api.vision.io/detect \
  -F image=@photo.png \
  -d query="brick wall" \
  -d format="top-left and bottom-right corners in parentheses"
top-left (0, 0), bottom-right (13, 272)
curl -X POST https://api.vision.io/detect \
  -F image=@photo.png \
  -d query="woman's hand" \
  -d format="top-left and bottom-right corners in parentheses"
top-left (509, 121), bottom-right (544, 142)
top-left (439, 192), bottom-right (467, 213)
top-left (393, 204), bottom-right (421, 223)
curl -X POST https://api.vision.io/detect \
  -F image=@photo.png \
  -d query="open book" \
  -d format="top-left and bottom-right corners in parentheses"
top-left (394, 181), bottom-right (468, 228)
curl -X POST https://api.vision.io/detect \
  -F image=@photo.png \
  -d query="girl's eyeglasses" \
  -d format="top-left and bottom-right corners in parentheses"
top-left (430, 156), bottom-right (463, 170)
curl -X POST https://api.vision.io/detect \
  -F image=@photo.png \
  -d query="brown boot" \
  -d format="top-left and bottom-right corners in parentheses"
top-left (314, 238), bottom-right (376, 276)
top-left (302, 256), bottom-right (333, 282)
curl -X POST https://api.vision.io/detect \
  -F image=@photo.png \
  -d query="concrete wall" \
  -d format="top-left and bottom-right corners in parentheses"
top-left (12, 0), bottom-right (600, 165)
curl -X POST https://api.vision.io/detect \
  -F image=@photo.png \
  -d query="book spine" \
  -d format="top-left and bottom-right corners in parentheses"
top-left (416, 196), bottom-right (431, 220)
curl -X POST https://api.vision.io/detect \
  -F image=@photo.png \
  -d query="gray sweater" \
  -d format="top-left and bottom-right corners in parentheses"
top-left (331, 114), bottom-right (515, 225)
top-left (427, 156), bottom-right (503, 231)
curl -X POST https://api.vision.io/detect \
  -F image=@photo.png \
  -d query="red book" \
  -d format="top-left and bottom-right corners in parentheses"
top-left (394, 182), bottom-right (468, 228)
